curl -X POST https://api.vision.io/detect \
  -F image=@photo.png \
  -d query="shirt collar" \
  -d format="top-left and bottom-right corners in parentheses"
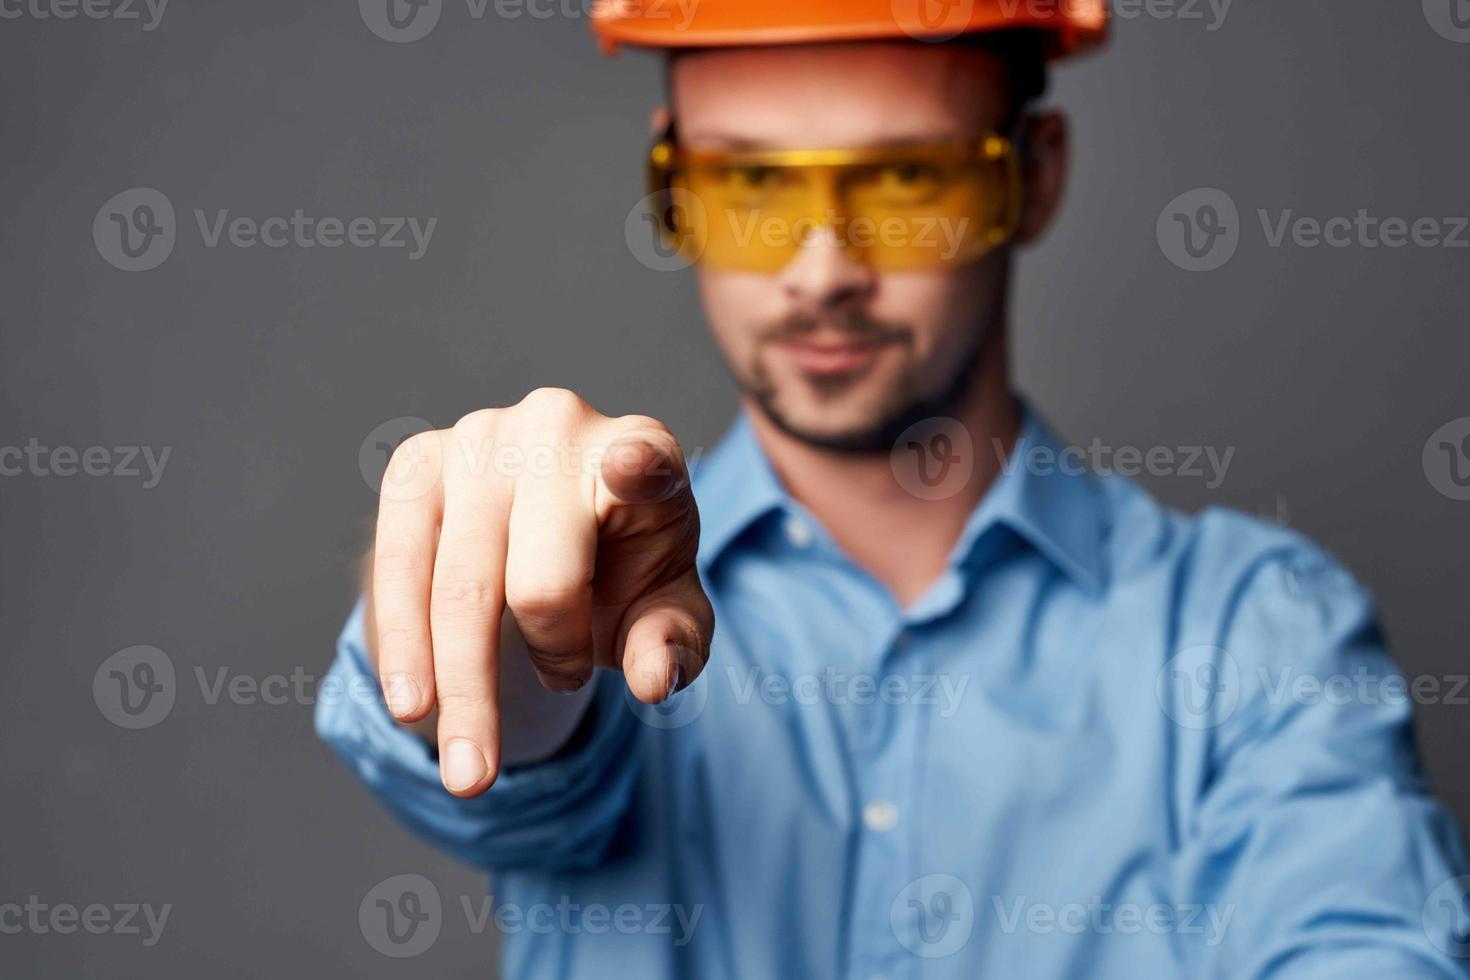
top-left (692, 413), bottom-right (787, 569)
top-left (951, 408), bottom-right (1108, 595)
top-left (692, 404), bottom-right (1108, 595)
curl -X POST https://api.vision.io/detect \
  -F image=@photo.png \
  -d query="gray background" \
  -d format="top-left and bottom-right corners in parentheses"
top-left (2, 0), bottom-right (1468, 975)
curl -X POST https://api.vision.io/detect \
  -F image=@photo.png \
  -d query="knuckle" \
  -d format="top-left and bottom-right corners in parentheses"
top-left (452, 408), bottom-right (498, 442)
top-left (430, 573), bottom-right (496, 614)
top-left (519, 386), bottom-right (583, 410)
top-left (433, 689), bottom-right (494, 712)
top-left (514, 387), bottom-right (588, 431)
top-left (374, 620), bottom-right (425, 650)
top-left (528, 646), bottom-right (591, 678)
top-left (516, 387), bottom-right (587, 426)
top-left (505, 577), bottom-right (587, 623)
top-left (374, 538), bottom-right (429, 580)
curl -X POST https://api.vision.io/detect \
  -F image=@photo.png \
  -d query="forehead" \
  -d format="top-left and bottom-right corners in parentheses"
top-left (669, 41), bottom-right (1011, 149)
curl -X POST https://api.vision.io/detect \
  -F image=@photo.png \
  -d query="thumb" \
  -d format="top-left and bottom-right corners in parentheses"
top-left (595, 419), bottom-right (692, 523)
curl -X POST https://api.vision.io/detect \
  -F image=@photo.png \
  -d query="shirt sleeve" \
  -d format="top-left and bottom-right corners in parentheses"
top-left (314, 600), bottom-right (643, 872)
top-left (1184, 543), bottom-right (1470, 979)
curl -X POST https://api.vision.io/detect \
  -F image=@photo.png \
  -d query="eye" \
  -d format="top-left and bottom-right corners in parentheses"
top-left (726, 165), bottom-right (782, 188)
top-left (880, 162), bottom-right (941, 187)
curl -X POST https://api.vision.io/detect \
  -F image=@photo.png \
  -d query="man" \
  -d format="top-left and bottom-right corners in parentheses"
top-left (317, 2), bottom-right (1470, 976)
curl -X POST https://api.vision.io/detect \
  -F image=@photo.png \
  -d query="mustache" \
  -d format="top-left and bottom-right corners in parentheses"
top-left (757, 310), bottom-right (913, 345)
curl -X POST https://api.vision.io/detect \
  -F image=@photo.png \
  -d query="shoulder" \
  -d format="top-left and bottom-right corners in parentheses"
top-left (1096, 475), bottom-right (1377, 657)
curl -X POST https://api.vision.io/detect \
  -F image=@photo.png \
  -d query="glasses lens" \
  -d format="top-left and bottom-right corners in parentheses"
top-left (845, 159), bottom-right (1012, 270)
top-left (659, 145), bottom-right (1015, 272)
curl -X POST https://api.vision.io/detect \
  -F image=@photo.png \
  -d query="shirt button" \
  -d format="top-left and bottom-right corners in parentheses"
top-left (863, 800), bottom-right (899, 832)
top-left (784, 517), bottom-right (814, 548)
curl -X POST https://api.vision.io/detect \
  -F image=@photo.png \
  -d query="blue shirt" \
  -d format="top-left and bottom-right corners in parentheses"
top-left (318, 408), bottom-right (1470, 979)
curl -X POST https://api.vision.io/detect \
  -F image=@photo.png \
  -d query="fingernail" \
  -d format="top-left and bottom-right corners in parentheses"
top-left (384, 673), bottom-right (421, 717)
top-left (443, 739), bottom-right (487, 792)
top-left (663, 657), bottom-right (683, 703)
top-left (540, 668), bottom-right (589, 695)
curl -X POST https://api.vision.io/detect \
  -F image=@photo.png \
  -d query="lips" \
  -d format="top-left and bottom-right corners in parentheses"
top-left (772, 333), bottom-right (891, 377)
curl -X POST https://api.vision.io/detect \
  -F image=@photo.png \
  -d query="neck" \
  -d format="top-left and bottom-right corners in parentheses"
top-left (744, 325), bottom-right (1019, 607)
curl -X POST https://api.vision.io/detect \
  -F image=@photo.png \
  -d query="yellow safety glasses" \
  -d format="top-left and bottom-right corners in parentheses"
top-left (645, 132), bottom-right (1022, 273)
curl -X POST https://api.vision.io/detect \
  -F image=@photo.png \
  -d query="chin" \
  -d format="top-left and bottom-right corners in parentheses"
top-left (757, 389), bottom-right (913, 454)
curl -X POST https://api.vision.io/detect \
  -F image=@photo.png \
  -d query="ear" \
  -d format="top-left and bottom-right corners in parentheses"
top-left (649, 105), bottom-right (670, 137)
top-left (1014, 111), bottom-right (1069, 246)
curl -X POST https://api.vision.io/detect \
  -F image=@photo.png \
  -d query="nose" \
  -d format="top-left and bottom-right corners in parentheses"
top-left (777, 224), bottom-right (878, 314)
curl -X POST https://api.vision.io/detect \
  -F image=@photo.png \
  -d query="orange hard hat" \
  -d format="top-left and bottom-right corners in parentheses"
top-left (590, 0), bottom-right (1108, 60)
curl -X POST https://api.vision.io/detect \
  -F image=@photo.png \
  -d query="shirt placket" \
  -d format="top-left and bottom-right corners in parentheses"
top-left (845, 624), bottom-right (925, 980)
